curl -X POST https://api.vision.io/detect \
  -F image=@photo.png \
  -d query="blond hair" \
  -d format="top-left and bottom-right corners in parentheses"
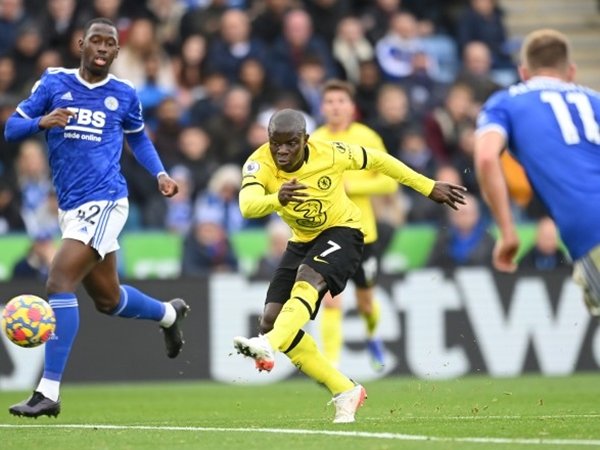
top-left (520, 29), bottom-right (570, 73)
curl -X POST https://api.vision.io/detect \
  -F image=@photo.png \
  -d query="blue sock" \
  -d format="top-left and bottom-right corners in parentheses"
top-left (111, 285), bottom-right (166, 321)
top-left (43, 293), bottom-right (79, 382)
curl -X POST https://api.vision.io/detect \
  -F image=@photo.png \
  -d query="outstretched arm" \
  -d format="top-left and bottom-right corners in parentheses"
top-left (361, 147), bottom-right (467, 209)
top-left (126, 131), bottom-right (178, 197)
top-left (474, 130), bottom-right (519, 272)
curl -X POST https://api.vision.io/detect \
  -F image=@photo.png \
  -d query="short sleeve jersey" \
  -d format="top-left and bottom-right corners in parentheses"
top-left (477, 76), bottom-right (600, 259)
top-left (16, 68), bottom-right (144, 210)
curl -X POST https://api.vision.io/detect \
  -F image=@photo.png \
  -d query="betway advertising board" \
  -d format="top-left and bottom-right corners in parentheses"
top-left (1, 268), bottom-right (598, 390)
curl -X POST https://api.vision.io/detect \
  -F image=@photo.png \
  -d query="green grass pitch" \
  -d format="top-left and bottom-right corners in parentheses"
top-left (1, 374), bottom-right (599, 450)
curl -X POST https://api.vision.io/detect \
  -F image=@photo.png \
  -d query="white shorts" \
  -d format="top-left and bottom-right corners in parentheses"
top-left (59, 198), bottom-right (128, 259)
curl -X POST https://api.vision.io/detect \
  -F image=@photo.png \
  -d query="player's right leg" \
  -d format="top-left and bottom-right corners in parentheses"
top-left (9, 239), bottom-right (98, 418)
top-left (82, 252), bottom-right (190, 359)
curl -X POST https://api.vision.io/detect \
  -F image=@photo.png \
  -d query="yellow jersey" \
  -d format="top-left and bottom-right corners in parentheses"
top-left (311, 122), bottom-right (397, 244)
top-left (240, 138), bottom-right (435, 243)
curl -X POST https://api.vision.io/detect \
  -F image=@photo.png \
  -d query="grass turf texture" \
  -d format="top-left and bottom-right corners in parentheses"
top-left (1, 374), bottom-right (599, 450)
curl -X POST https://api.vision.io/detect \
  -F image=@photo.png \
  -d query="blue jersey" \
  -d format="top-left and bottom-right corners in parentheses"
top-left (15, 68), bottom-right (145, 210)
top-left (477, 76), bottom-right (600, 260)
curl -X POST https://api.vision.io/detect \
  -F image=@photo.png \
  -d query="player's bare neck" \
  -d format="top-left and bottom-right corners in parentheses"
top-left (79, 67), bottom-right (109, 85)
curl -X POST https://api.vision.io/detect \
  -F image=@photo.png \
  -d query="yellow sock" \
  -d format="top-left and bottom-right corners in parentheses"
top-left (360, 298), bottom-right (380, 338)
top-left (286, 330), bottom-right (354, 395)
top-left (267, 281), bottom-right (319, 351)
top-left (320, 307), bottom-right (342, 366)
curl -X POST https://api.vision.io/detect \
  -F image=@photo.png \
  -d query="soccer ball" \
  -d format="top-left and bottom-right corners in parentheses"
top-left (1, 295), bottom-right (56, 348)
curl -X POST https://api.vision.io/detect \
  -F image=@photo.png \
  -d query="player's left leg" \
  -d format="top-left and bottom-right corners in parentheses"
top-left (83, 252), bottom-right (190, 358)
top-left (353, 244), bottom-right (385, 371)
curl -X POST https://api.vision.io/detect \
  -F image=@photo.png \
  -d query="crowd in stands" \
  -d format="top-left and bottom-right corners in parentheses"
top-left (0, 0), bottom-right (569, 275)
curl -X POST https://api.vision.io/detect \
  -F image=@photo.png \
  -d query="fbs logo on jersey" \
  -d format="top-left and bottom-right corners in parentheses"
top-left (63, 107), bottom-right (106, 143)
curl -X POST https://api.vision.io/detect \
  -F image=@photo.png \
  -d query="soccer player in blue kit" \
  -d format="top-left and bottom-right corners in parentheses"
top-left (4, 18), bottom-right (190, 418)
top-left (475, 29), bottom-right (600, 316)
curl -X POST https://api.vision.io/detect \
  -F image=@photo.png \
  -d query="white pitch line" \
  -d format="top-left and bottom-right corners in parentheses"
top-left (0, 424), bottom-right (599, 447)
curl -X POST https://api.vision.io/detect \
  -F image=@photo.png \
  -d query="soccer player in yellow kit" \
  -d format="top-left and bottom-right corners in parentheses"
top-left (312, 79), bottom-right (396, 371)
top-left (233, 109), bottom-right (466, 423)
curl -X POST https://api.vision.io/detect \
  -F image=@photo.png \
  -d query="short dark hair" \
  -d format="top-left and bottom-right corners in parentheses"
top-left (268, 109), bottom-right (306, 135)
top-left (321, 79), bottom-right (355, 99)
top-left (83, 18), bottom-right (117, 38)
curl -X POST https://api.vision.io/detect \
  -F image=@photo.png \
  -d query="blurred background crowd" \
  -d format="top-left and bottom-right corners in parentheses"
top-left (0, 0), bottom-right (570, 278)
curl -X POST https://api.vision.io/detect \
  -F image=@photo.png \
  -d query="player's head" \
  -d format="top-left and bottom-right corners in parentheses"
top-left (320, 79), bottom-right (356, 127)
top-left (268, 109), bottom-right (308, 172)
top-left (79, 18), bottom-right (119, 77)
top-left (519, 29), bottom-right (574, 82)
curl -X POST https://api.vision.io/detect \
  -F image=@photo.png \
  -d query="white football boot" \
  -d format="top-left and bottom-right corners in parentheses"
top-left (330, 384), bottom-right (367, 423)
top-left (233, 335), bottom-right (275, 372)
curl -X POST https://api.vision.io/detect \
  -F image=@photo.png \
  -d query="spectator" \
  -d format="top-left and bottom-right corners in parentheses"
top-left (423, 82), bottom-right (476, 162)
top-left (77, 0), bottom-right (131, 42)
top-left (456, 0), bottom-right (514, 71)
top-left (427, 192), bottom-right (494, 266)
top-left (37, 0), bottom-right (79, 51)
top-left (0, 177), bottom-right (25, 234)
top-left (175, 126), bottom-right (217, 195)
top-left (137, 51), bottom-right (175, 125)
top-left (361, 0), bottom-right (401, 43)
top-left (14, 139), bottom-right (58, 239)
top-left (375, 11), bottom-right (422, 81)
top-left (144, 164), bottom-right (195, 234)
top-left (520, 217), bottom-right (570, 271)
top-left (110, 17), bottom-right (176, 91)
top-left (179, 0), bottom-right (228, 41)
top-left (305, 0), bottom-right (351, 46)
top-left (180, 211), bottom-right (239, 276)
top-left (455, 41), bottom-right (502, 104)
top-left (150, 97), bottom-right (185, 165)
top-left (0, 0), bottom-right (29, 56)
top-left (294, 55), bottom-right (327, 122)
top-left (239, 58), bottom-right (282, 115)
top-left (268, 8), bottom-right (337, 90)
top-left (367, 83), bottom-right (414, 155)
top-left (9, 24), bottom-right (43, 94)
top-left (12, 233), bottom-right (57, 281)
top-left (397, 127), bottom-right (439, 223)
top-left (400, 50), bottom-right (446, 121)
top-left (252, 218), bottom-right (291, 280)
top-left (0, 55), bottom-right (17, 95)
top-left (173, 34), bottom-right (208, 111)
top-left (146, 0), bottom-right (186, 52)
top-left (354, 59), bottom-right (381, 121)
top-left (193, 163), bottom-right (245, 235)
top-left (206, 8), bottom-right (267, 82)
top-left (251, 0), bottom-right (293, 44)
top-left (205, 86), bottom-right (254, 166)
top-left (189, 71), bottom-right (229, 125)
top-left (331, 15), bottom-right (374, 85)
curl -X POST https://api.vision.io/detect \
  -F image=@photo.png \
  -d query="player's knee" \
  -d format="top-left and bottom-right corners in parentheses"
top-left (46, 273), bottom-right (76, 296)
top-left (92, 295), bottom-right (119, 314)
top-left (297, 264), bottom-right (327, 291)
